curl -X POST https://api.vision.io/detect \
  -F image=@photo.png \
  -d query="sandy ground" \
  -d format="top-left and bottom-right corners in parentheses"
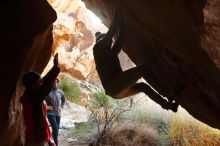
top-left (55, 101), bottom-right (91, 146)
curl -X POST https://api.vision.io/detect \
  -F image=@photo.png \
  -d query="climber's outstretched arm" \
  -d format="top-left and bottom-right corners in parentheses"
top-left (111, 20), bottom-right (125, 55)
top-left (104, 10), bottom-right (120, 40)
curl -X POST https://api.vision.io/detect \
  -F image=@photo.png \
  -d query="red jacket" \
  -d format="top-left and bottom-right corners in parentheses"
top-left (20, 96), bottom-right (51, 142)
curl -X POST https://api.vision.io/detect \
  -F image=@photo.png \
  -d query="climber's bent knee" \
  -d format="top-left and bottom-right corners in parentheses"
top-left (105, 87), bottom-right (122, 99)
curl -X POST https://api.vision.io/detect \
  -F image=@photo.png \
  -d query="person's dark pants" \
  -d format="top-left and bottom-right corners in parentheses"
top-left (47, 115), bottom-right (61, 146)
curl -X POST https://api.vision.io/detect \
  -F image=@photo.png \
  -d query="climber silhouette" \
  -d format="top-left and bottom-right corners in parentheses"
top-left (93, 10), bottom-right (178, 112)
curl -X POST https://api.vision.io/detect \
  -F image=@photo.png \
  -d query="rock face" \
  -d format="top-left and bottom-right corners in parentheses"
top-left (43, 1), bottom-right (107, 82)
top-left (1, 0), bottom-right (220, 145)
top-left (83, 0), bottom-right (220, 129)
top-left (0, 0), bottom-right (56, 145)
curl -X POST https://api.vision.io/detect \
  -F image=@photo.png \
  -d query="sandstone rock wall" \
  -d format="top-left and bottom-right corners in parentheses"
top-left (0, 0), bottom-right (57, 145)
top-left (44, 0), bottom-right (107, 82)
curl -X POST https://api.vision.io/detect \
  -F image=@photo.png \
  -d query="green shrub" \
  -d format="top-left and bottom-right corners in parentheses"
top-left (59, 76), bottom-right (82, 103)
top-left (90, 91), bottom-right (111, 110)
top-left (88, 91), bottom-right (135, 145)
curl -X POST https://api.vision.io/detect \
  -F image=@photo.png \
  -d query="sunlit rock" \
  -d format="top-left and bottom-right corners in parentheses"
top-left (44, 1), bottom-right (107, 82)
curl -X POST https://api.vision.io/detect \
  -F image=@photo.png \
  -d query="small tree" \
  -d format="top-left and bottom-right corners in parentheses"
top-left (89, 91), bottom-right (134, 145)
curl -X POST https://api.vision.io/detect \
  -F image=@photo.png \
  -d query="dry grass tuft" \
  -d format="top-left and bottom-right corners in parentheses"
top-left (169, 108), bottom-right (220, 146)
top-left (108, 122), bottom-right (158, 146)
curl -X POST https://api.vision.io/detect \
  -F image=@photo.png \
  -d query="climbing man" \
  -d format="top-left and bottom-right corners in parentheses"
top-left (93, 10), bottom-right (178, 112)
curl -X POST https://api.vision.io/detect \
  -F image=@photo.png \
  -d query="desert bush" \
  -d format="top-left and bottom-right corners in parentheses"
top-left (88, 91), bottom-right (133, 145)
top-left (59, 75), bottom-right (82, 103)
top-left (74, 121), bottom-right (97, 142)
top-left (125, 101), bottom-right (171, 146)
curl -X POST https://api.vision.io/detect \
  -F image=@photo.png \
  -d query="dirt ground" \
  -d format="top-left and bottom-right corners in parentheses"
top-left (58, 129), bottom-right (91, 146)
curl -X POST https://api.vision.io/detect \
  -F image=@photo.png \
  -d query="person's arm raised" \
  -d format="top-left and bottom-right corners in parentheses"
top-left (111, 19), bottom-right (125, 55)
top-left (30, 54), bottom-right (60, 104)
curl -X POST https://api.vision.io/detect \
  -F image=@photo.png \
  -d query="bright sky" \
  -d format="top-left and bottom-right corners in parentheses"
top-left (81, 2), bottom-right (102, 26)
